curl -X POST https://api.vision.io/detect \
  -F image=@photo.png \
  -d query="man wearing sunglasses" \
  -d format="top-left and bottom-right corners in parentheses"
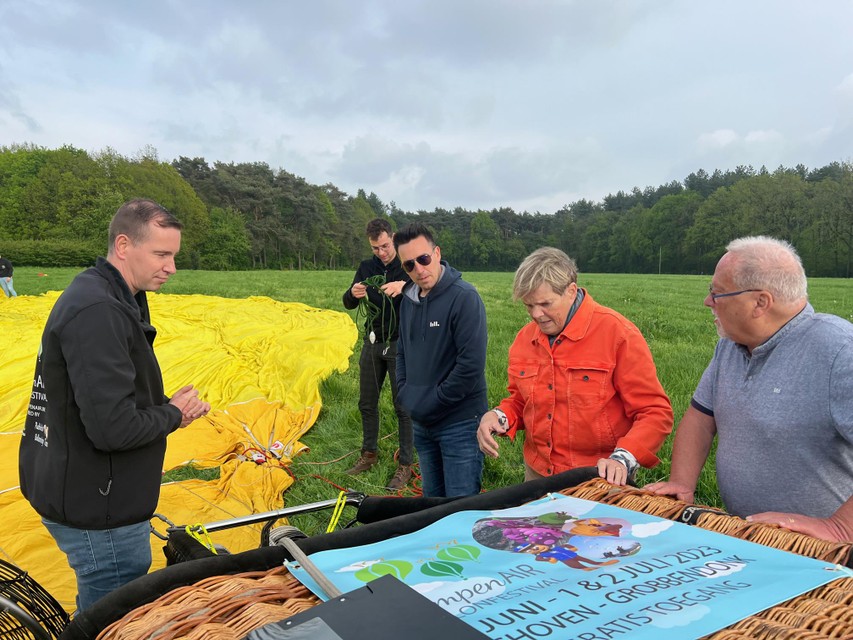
top-left (394, 223), bottom-right (488, 497)
top-left (342, 218), bottom-right (414, 491)
top-left (647, 236), bottom-right (853, 543)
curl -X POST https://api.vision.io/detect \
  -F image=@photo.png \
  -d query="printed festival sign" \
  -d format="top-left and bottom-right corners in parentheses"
top-left (289, 494), bottom-right (848, 639)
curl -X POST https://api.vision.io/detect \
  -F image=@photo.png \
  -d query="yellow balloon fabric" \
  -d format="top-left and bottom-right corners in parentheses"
top-left (0, 292), bottom-right (357, 611)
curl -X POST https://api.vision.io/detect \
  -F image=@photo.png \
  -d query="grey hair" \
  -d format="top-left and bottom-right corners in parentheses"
top-left (512, 247), bottom-right (578, 300)
top-left (725, 236), bottom-right (807, 303)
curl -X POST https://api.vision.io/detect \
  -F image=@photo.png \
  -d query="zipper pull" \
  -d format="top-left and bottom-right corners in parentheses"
top-left (99, 479), bottom-right (113, 496)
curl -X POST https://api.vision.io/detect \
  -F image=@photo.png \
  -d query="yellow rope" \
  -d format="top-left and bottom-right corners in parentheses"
top-left (326, 491), bottom-right (347, 533)
top-left (185, 523), bottom-right (218, 554)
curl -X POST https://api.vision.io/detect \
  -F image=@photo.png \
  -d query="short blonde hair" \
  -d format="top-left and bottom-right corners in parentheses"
top-left (513, 247), bottom-right (578, 300)
top-left (725, 236), bottom-right (807, 303)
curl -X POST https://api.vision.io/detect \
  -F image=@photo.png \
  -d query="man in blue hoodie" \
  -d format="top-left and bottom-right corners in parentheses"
top-left (394, 223), bottom-right (488, 497)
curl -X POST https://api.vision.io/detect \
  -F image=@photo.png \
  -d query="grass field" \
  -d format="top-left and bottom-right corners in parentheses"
top-left (12, 267), bottom-right (853, 536)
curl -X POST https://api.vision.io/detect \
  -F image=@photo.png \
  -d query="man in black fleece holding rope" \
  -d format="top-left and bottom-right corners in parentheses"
top-left (342, 218), bottom-right (413, 490)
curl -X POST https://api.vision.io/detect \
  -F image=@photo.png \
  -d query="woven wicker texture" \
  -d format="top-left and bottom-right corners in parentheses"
top-left (559, 479), bottom-right (853, 640)
top-left (97, 481), bottom-right (853, 640)
top-left (559, 479), bottom-right (853, 565)
top-left (96, 567), bottom-right (319, 640)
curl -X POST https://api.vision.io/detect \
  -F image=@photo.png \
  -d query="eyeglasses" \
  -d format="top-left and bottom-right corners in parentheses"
top-left (402, 253), bottom-right (433, 273)
top-left (708, 286), bottom-right (760, 303)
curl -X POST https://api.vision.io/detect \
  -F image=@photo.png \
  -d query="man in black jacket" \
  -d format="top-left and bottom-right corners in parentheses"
top-left (18, 199), bottom-right (210, 612)
top-left (394, 223), bottom-right (488, 497)
top-left (342, 218), bottom-right (413, 490)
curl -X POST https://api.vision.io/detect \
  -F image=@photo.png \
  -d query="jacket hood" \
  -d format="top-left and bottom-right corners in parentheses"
top-left (404, 261), bottom-right (461, 303)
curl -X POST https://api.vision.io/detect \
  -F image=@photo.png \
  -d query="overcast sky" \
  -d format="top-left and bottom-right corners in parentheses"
top-left (2, 1), bottom-right (851, 213)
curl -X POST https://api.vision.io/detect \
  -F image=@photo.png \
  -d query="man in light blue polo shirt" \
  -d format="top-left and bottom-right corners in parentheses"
top-left (647, 236), bottom-right (853, 543)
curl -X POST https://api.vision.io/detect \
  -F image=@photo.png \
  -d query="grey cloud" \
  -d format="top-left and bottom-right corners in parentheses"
top-left (360, 0), bottom-right (661, 68)
top-left (332, 133), bottom-right (607, 211)
top-left (0, 64), bottom-right (41, 133)
top-left (333, 135), bottom-right (499, 208)
top-left (335, 135), bottom-right (431, 184)
top-left (483, 142), bottom-right (606, 201)
top-left (1, 0), bottom-right (121, 57)
top-left (146, 0), bottom-right (668, 127)
top-left (4, 1), bottom-right (853, 213)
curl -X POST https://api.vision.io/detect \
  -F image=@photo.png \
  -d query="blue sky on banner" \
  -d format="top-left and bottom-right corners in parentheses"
top-left (2, 1), bottom-right (852, 213)
top-left (290, 494), bottom-right (847, 639)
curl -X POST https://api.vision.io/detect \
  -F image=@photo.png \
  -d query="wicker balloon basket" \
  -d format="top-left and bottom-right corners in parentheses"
top-left (94, 480), bottom-right (853, 640)
top-left (95, 567), bottom-right (318, 640)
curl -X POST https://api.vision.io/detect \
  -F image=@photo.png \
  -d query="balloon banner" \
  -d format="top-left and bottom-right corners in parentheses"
top-left (289, 493), bottom-right (849, 639)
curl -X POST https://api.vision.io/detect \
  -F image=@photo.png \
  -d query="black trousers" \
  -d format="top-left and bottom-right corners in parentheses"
top-left (358, 340), bottom-right (414, 465)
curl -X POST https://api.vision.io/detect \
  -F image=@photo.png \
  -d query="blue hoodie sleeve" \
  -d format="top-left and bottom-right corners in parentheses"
top-left (396, 297), bottom-right (408, 394)
top-left (396, 334), bottom-right (407, 394)
top-left (433, 287), bottom-right (487, 410)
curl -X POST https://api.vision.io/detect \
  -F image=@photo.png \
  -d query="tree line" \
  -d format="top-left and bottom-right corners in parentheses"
top-left (1, 143), bottom-right (851, 276)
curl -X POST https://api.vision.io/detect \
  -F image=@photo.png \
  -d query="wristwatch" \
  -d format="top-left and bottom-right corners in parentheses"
top-left (492, 408), bottom-right (508, 427)
top-left (609, 448), bottom-right (639, 480)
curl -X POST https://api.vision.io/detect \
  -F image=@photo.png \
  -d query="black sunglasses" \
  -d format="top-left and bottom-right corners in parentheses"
top-left (402, 253), bottom-right (433, 273)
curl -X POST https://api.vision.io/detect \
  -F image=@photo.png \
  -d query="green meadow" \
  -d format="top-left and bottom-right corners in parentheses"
top-left (12, 268), bottom-right (853, 536)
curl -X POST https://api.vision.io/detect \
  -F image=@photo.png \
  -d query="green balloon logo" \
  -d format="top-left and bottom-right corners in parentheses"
top-left (538, 511), bottom-right (575, 526)
top-left (421, 560), bottom-right (465, 579)
top-left (354, 560), bottom-right (413, 583)
top-left (437, 545), bottom-right (481, 563)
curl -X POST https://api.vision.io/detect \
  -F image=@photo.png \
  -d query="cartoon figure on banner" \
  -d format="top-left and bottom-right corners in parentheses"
top-left (514, 541), bottom-right (617, 571)
top-left (478, 514), bottom-right (571, 547)
top-left (472, 511), bottom-right (640, 571)
top-left (567, 518), bottom-right (623, 537)
top-left (570, 518), bottom-right (641, 561)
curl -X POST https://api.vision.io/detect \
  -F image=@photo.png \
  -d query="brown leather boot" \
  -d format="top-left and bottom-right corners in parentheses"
top-left (345, 450), bottom-right (378, 475)
top-left (386, 464), bottom-right (413, 491)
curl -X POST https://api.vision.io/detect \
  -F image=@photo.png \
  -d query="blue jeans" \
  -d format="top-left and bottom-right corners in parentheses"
top-left (0, 277), bottom-right (16, 297)
top-left (42, 518), bottom-right (152, 612)
top-left (413, 417), bottom-right (483, 497)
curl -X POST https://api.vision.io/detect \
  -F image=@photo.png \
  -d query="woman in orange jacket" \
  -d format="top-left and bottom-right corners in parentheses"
top-left (477, 247), bottom-right (673, 485)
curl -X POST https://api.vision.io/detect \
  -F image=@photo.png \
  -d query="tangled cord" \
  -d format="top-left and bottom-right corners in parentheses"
top-left (355, 275), bottom-right (396, 345)
top-left (293, 444), bottom-right (423, 500)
